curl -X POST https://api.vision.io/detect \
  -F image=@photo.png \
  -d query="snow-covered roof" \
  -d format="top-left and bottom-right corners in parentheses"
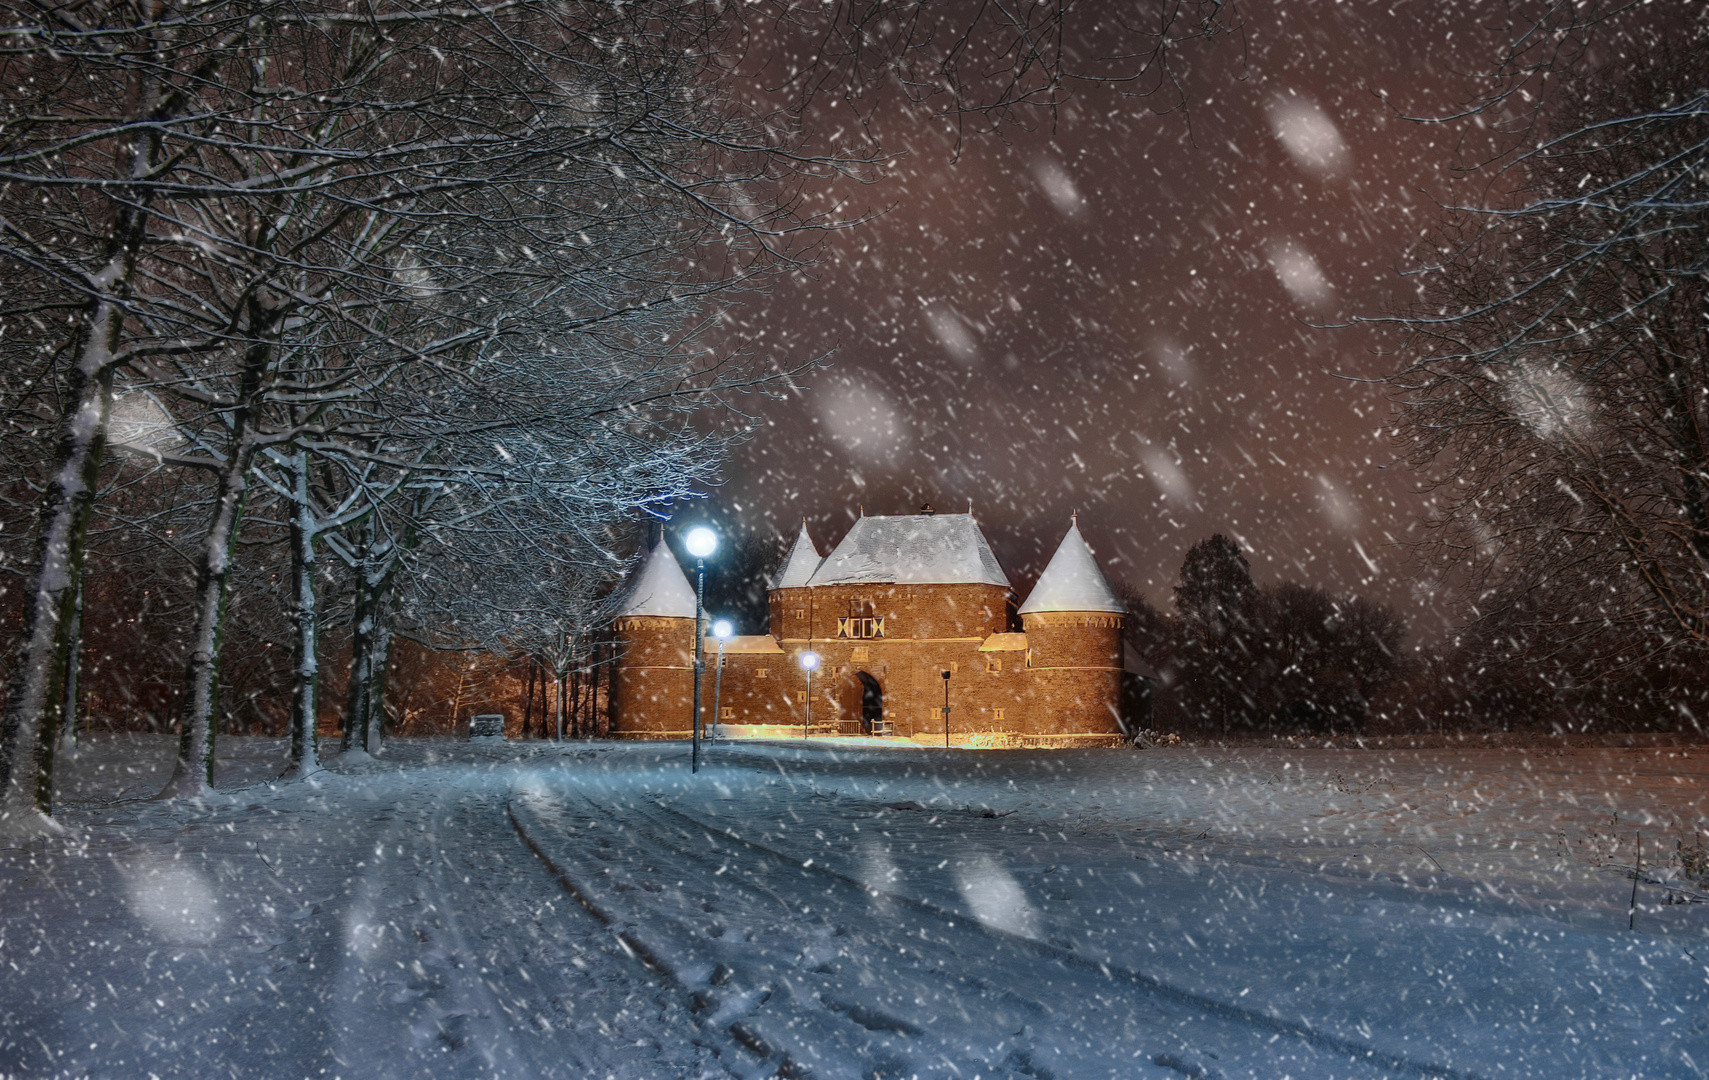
top-left (806, 513), bottom-right (1010, 588)
top-left (617, 541), bottom-right (697, 618)
top-left (1016, 519), bottom-right (1123, 614)
top-left (770, 523), bottom-right (822, 589)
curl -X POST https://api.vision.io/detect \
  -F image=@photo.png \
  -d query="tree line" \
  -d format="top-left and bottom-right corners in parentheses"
top-left (1123, 535), bottom-right (1407, 739)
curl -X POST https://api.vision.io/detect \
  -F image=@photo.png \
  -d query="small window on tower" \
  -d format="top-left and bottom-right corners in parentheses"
top-left (986, 657), bottom-right (1002, 673)
top-left (994, 707), bottom-right (1006, 722)
top-left (720, 707), bottom-right (734, 720)
top-left (796, 691), bottom-right (807, 704)
top-left (793, 608), bottom-right (805, 620)
top-left (756, 668), bottom-right (769, 679)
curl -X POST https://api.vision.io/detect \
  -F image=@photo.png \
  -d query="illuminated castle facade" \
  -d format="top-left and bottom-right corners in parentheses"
top-left (611, 510), bottom-right (1140, 746)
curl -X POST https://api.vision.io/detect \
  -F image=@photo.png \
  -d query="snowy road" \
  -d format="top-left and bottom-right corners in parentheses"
top-left (3, 737), bottom-right (1707, 1078)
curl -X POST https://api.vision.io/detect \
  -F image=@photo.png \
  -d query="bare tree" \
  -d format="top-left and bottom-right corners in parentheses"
top-left (1375, 14), bottom-right (1709, 688)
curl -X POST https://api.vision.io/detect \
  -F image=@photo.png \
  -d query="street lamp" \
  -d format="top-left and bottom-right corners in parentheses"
top-left (942, 668), bottom-right (952, 749)
top-left (685, 526), bottom-right (717, 773)
top-left (710, 618), bottom-right (733, 744)
top-left (799, 651), bottom-right (820, 739)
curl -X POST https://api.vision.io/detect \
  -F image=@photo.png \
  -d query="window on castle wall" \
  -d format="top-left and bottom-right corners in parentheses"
top-left (756, 668), bottom-right (769, 679)
top-left (795, 691), bottom-right (807, 704)
top-left (986, 657), bottom-right (1001, 673)
top-left (793, 608), bottom-right (805, 620)
top-left (720, 707), bottom-right (734, 720)
top-left (994, 707), bottom-right (1006, 722)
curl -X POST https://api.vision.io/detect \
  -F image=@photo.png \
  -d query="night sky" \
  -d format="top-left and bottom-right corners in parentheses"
top-left (696, 5), bottom-right (1527, 640)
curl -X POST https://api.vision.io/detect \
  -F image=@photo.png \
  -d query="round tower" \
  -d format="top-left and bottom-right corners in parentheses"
top-left (1016, 519), bottom-right (1126, 737)
top-left (612, 541), bottom-right (697, 738)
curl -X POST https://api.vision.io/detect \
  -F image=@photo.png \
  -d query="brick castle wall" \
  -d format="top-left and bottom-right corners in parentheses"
top-left (617, 582), bottom-right (1128, 742)
top-left (612, 616), bottom-right (694, 736)
top-left (1020, 612), bottom-right (1125, 735)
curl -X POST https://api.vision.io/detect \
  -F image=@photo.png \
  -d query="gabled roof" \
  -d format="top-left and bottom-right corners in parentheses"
top-left (617, 541), bottom-right (697, 618)
top-left (770, 523), bottom-right (822, 589)
top-left (1016, 519), bottom-right (1123, 614)
top-left (806, 513), bottom-right (1010, 587)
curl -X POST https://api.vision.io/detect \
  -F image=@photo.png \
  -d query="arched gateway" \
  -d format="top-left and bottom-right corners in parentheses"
top-left (856, 671), bottom-right (883, 735)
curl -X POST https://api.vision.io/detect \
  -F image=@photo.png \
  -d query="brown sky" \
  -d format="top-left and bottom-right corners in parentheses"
top-left (691, 3), bottom-right (1533, 641)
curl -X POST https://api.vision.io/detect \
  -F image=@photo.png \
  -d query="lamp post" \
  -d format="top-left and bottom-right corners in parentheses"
top-left (710, 619), bottom-right (733, 744)
top-left (942, 668), bottom-right (952, 749)
top-left (800, 651), bottom-right (820, 739)
top-left (684, 526), bottom-right (717, 773)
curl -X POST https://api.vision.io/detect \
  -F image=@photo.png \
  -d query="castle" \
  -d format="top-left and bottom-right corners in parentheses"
top-left (610, 509), bottom-right (1143, 746)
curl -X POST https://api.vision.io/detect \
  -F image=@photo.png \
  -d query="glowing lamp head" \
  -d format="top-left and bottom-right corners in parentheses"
top-left (684, 526), bottom-right (718, 559)
top-left (712, 618), bottom-right (734, 640)
top-left (799, 651), bottom-right (820, 672)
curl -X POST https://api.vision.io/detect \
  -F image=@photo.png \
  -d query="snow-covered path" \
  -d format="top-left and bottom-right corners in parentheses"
top-left (1, 741), bottom-right (708, 1078)
top-left (3, 737), bottom-right (1707, 1079)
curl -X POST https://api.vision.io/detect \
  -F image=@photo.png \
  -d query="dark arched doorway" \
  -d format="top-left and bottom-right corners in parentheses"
top-left (856, 671), bottom-right (883, 735)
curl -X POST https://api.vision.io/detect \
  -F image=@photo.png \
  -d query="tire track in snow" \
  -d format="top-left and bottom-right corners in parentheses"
top-left (321, 767), bottom-right (715, 1078)
top-left (645, 795), bottom-right (1486, 1080)
top-left (508, 776), bottom-right (1458, 1080)
top-left (510, 783), bottom-right (1058, 1079)
top-left (510, 786), bottom-right (952, 1080)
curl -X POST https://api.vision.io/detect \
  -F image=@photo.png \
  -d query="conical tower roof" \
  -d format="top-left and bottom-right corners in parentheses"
top-left (617, 540), bottom-right (697, 618)
top-left (770, 523), bottom-right (822, 589)
top-left (1016, 518), bottom-right (1123, 614)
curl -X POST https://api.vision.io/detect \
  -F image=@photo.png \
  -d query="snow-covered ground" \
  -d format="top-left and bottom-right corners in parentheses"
top-left (2, 735), bottom-right (1706, 1079)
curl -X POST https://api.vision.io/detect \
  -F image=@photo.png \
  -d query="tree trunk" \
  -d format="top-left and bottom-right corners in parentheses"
top-left (344, 543), bottom-right (376, 757)
top-left (0, 100), bottom-right (153, 831)
top-left (572, 663), bottom-right (585, 738)
top-left (284, 451), bottom-right (322, 778)
top-left (367, 621), bottom-right (392, 755)
top-left (521, 658), bottom-right (536, 739)
top-left (555, 668), bottom-right (567, 740)
top-left (57, 576), bottom-right (84, 759)
top-left (0, 288), bottom-right (129, 833)
top-left (535, 657), bottom-right (548, 739)
top-left (159, 315), bottom-right (279, 799)
top-left (158, 454), bottom-right (251, 799)
top-left (595, 638), bottom-right (609, 737)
